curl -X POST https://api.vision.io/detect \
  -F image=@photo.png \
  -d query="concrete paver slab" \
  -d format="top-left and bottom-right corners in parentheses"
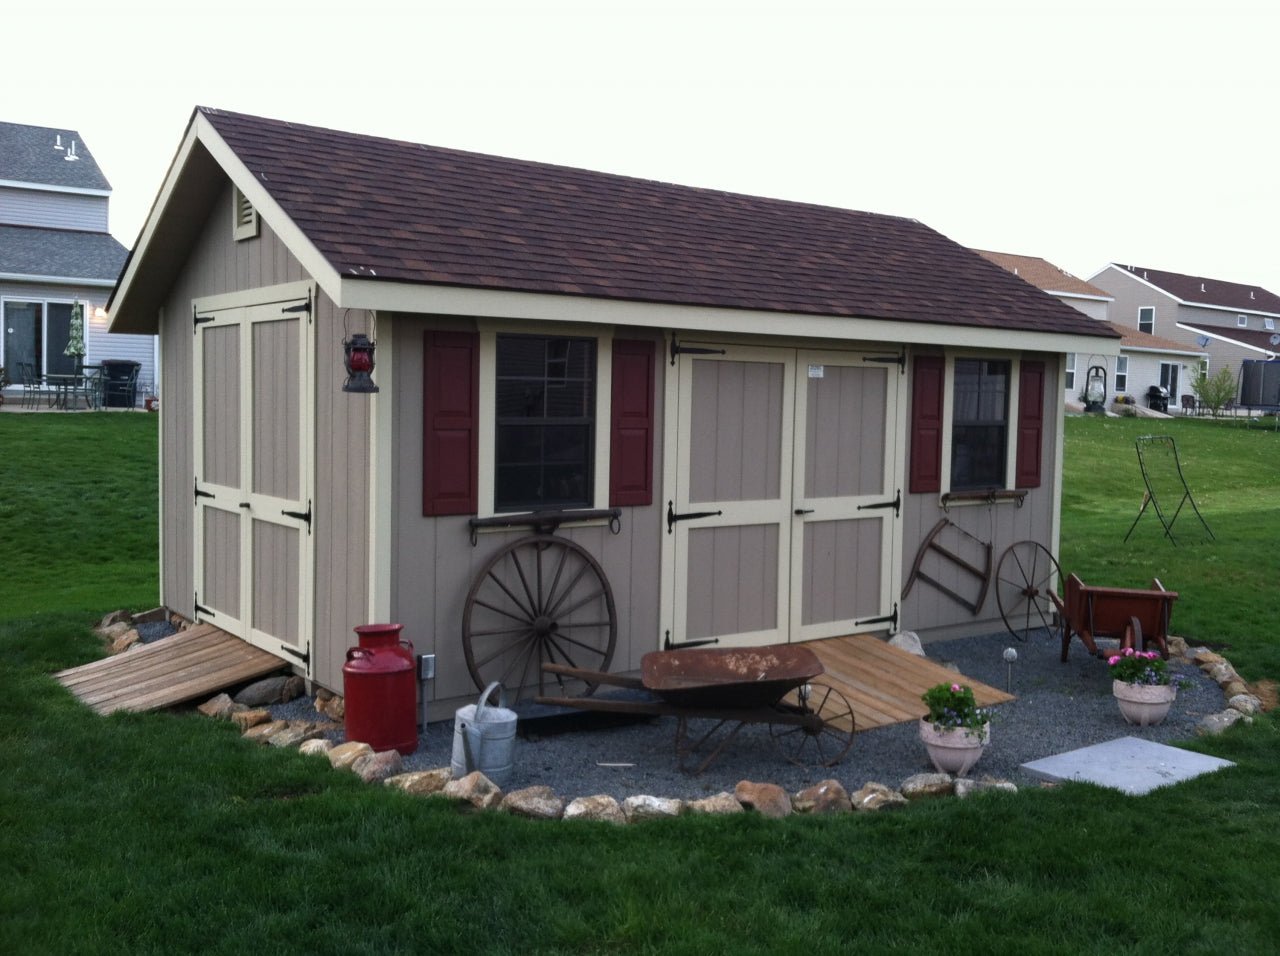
top-left (1021, 736), bottom-right (1235, 795)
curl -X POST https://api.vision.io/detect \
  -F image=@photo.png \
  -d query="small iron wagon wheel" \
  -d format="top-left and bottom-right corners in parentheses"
top-left (462, 533), bottom-right (617, 703)
top-left (995, 540), bottom-right (1064, 643)
top-left (768, 681), bottom-right (856, 768)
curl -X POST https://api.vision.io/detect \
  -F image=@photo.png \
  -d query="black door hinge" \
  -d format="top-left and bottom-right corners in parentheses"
top-left (667, 500), bottom-right (723, 534)
top-left (669, 336), bottom-right (727, 366)
top-left (857, 489), bottom-right (901, 517)
top-left (856, 603), bottom-right (898, 630)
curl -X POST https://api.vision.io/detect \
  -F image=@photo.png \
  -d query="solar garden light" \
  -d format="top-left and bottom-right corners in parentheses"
top-left (1003, 646), bottom-right (1017, 693)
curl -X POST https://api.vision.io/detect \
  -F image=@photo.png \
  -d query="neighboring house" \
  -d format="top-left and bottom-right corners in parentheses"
top-left (0, 121), bottom-right (153, 401)
top-left (1089, 263), bottom-right (1280, 408)
top-left (108, 107), bottom-right (1118, 714)
top-left (976, 251), bottom-right (1205, 410)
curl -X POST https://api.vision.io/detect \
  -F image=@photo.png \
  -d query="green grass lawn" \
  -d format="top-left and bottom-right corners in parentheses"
top-left (3, 413), bottom-right (1279, 954)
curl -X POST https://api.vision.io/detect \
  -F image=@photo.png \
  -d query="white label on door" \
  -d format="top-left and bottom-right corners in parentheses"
top-left (808, 364), bottom-right (824, 378)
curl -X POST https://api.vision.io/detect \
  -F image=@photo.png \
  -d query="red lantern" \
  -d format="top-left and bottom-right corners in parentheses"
top-left (343, 333), bottom-right (378, 393)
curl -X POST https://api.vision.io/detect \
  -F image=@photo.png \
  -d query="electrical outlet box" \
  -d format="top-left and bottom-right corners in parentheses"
top-left (418, 653), bottom-right (436, 680)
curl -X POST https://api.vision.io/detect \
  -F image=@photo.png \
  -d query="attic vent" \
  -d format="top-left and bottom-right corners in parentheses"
top-left (64, 141), bottom-right (78, 162)
top-left (54, 134), bottom-right (64, 151)
top-left (233, 186), bottom-right (260, 241)
top-left (1200, 283), bottom-right (1206, 292)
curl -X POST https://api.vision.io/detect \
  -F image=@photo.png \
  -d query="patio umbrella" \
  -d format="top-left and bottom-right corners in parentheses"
top-left (64, 302), bottom-right (86, 358)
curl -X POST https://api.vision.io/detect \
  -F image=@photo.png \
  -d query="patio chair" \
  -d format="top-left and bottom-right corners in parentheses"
top-left (19, 363), bottom-right (46, 410)
top-left (1180, 394), bottom-right (1197, 416)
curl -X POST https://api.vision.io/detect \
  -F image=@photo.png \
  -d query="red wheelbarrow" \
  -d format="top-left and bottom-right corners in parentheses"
top-left (1049, 573), bottom-right (1178, 663)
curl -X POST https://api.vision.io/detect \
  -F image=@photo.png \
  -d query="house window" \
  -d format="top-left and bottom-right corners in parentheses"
top-left (1064, 353), bottom-right (1076, 391)
top-left (1238, 314), bottom-right (1248, 327)
top-left (950, 358), bottom-right (1010, 492)
top-left (1266, 319), bottom-right (1275, 331)
top-left (1115, 356), bottom-right (1128, 393)
top-left (1160, 362), bottom-right (1179, 399)
top-left (1138, 307), bottom-right (1154, 334)
top-left (1, 298), bottom-right (79, 376)
top-left (494, 334), bottom-right (597, 511)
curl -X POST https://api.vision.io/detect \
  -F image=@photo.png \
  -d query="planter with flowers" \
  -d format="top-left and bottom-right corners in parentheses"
top-left (1108, 648), bottom-right (1190, 726)
top-left (919, 682), bottom-right (990, 776)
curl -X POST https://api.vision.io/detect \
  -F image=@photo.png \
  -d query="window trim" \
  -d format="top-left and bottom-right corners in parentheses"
top-left (1238, 314), bottom-right (1248, 328)
top-left (477, 323), bottom-right (613, 519)
top-left (1064, 352), bottom-right (1076, 392)
top-left (1115, 355), bottom-right (1128, 393)
top-left (1138, 306), bottom-right (1154, 334)
top-left (936, 351), bottom-right (1025, 498)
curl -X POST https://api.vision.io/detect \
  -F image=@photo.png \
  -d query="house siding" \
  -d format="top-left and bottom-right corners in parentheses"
top-left (390, 315), bottom-right (666, 717)
top-left (0, 186), bottom-right (109, 233)
top-left (157, 181), bottom-right (370, 692)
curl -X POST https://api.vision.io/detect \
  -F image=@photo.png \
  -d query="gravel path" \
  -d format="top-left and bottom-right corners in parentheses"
top-left (269, 629), bottom-right (1224, 801)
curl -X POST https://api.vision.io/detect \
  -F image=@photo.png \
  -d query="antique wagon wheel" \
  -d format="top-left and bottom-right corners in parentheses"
top-left (995, 540), bottom-right (1064, 643)
top-left (462, 534), bottom-right (617, 703)
top-left (768, 681), bottom-right (856, 768)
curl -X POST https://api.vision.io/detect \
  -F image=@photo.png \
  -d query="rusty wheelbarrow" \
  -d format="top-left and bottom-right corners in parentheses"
top-left (534, 643), bottom-right (855, 774)
top-left (1049, 572), bottom-right (1178, 663)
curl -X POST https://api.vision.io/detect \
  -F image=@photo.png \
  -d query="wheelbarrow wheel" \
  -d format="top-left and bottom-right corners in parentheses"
top-left (462, 534), bottom-right (617, 703)
top-left (995, 540), bottom-right (1064, 643)
top-left (768, 681), bottom-right (855, 768)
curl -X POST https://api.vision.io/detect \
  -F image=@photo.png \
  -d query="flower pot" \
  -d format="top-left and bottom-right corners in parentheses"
top-left (919, 719), bottom-right (989, 776)
top-left (1112, 680), bottom-right (1176, 726)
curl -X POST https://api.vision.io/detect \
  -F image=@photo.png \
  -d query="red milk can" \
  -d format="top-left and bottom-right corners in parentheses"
top-left (342, 623), bottom-right (418, 755)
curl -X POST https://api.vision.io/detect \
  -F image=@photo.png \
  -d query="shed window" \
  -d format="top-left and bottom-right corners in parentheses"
top-left (950, 359), bottom-right (1010, 491)
top-left (494, 334), bottom-right (596, 511)
top-left (1138, 307), bottom-right (1154, 334)
top-left (909, 354), bottom-right (1044, 495)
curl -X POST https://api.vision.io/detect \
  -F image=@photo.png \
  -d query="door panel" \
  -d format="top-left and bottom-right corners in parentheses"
top-left (667, 344), bottom-right (900, 648)
top-left (672, 346), bottom-right (793, 647)
top-left (194, 295), bottom-right (312, 670)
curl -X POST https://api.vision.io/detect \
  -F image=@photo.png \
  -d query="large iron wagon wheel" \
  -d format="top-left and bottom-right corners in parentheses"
top-left (995, 540), bottom-right (1064, 643)
top-left (768, 681), bottom-right (856, 768)
top-left (462, 534), bottom-right (617, 703)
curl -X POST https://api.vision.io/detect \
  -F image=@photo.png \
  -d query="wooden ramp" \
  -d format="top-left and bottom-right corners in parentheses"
top-left (54, 623), bottom-right (286, 715)
top-left (809, 632), bottom-right (1013, 732)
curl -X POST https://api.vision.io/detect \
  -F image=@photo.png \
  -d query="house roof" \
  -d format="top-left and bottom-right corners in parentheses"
top-left (0, 224), bottom-right (127, 283)
top-left (973, 250), bottom-right (1111, 300)
top-left (1105, 264), bottom-right (1280, 316)
top-left (1106, 321), bottom-right (1204, 356)
top-left (1178, 322), bottom-right (1280, 359)
top-left (112, 107), bottom-right (1118, 344)
top-left (0, 121), bottom-right (112, 192)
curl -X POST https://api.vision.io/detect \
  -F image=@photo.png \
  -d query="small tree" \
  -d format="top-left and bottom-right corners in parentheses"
top-left (1191, 365), bottom-right (1237, 417)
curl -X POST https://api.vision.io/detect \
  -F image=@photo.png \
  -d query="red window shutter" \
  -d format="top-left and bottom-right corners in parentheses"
top-left (1015, 360), bottom-right (1045, 489)
top-left (909, 355), bottom-right (945, 494)
top-left (423, 330), bottom-right (479, 516)
top-left (609, 339), bottom-right (655, 507)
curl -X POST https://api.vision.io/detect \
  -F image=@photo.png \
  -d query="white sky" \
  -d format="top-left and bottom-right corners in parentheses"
top-left (6, 0), bottom-right (1278, 294)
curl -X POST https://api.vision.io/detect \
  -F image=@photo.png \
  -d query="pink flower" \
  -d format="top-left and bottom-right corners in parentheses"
top-left (951, 683), bottom-right (961, 693)
top-left (1108, 656), bottom-right (1120, 666)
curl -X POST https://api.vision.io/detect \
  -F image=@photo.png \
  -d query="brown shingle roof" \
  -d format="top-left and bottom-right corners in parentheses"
top-left (1106, 322), bottom-right (1203, 354)
top-left (974, 250), bottom-right (1110, 299)
top-left (199, 107), bottom-right (1112, 338)
top-left (1113, 264), bottom-right (1280, 315)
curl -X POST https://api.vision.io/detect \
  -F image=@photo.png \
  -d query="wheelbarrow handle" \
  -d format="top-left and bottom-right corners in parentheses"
top-left (540, 661), bottom-right (645, 690)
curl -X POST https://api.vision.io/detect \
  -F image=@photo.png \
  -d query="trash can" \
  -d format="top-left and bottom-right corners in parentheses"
top-left (1146, 385), bottom-right (1169, 413)
top-left (101, 359), bottom-right (141, 408)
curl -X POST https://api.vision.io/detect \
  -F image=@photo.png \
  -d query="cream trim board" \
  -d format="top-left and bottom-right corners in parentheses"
top-left (367, 310), bottom-right (393, 621)
top-left (475, 322), bottom-right (614, 520)
top-left (335, 278), bottom-right (1120, 356)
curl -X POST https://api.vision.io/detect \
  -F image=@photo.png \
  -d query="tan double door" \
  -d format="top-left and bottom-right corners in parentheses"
top-left (193, 291), bottom-right (313, 671)
top-left (666, 343), bottom-right (901, 648)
